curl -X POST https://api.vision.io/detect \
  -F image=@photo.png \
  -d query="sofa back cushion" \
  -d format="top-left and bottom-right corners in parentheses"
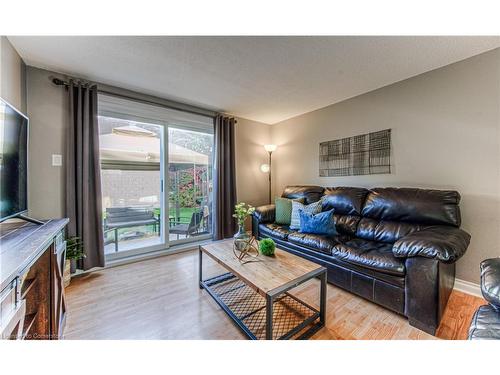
top-left (282, 185), bottom-right (324, 204)
top-left (361, 188), bottom-right (461, 227)
top-left (320, 187), bottom-right (368, 236)
top-left (322, 187), bottom-right (369, 215)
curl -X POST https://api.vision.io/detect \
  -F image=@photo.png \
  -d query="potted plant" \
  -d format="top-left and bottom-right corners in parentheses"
top-left (259, 238), bottom-right (276, 256)
top-left (233, 202), bottom-right (255, 249)
top-left (64, 236), bottom-right (85, 287)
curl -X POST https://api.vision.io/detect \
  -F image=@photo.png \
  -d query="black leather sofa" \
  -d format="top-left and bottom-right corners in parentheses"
top-left (468, 258), bottom-right (500, 339)
top-left (252, 185), bottom-right (471, 335)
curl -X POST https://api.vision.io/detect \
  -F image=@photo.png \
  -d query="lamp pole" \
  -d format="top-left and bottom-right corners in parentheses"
top-left (263, 144), bottom-right (277, 204)
top-left (268, 150), bottom-right (272, 204)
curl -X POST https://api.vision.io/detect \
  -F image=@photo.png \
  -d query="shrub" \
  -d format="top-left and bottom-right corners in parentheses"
top-left (259, 238), bottom-right (276, 256)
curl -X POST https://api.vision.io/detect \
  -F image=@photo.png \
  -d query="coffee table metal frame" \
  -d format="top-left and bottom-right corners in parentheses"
top-left (199, 246), bottom-right (327, 340)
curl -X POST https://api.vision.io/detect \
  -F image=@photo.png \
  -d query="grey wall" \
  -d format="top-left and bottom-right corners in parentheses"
top-left (26, 66), bottom-right (67, 219)
top-left (271, 48), bottom-right (500, 284)
top-left (0, 36), bottom-right (26, 112)
top-left (235, 117), bottom-right (272, 229)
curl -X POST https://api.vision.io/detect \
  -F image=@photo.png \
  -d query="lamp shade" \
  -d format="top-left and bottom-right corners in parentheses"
top-left (264, 144), bottom-right (277, 153)
top-left (260, 164), bottom-right (270, 173)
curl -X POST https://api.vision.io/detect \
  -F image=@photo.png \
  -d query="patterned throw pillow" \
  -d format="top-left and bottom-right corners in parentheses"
top-left (290, 199), bottom-right (322, 230)
top-left (275, 197), bottom-right (304, 225)
top-left (299, 209), bottom-right (337, 236)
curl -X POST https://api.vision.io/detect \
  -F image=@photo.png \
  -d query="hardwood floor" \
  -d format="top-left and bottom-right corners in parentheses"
top-left (64, 250), bottom-right (485, 340)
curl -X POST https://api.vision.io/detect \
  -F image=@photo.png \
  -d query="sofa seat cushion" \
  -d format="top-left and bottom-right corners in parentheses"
top-left (468, 305), bottom-right (500, 340)
top-left (332, 238), bottom-right (406, 276)
top-left (258, 223), bottom-right (294, 240)
top-left (287, 232), bottom-right (342, 255)
top-left (480, 258), bottom-right (500, 309)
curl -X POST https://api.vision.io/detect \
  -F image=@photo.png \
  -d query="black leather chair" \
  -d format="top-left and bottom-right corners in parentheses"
top-left (252, 185), bottom-right (471, 335)
top-left (468, 258), bottom-right (500, 340)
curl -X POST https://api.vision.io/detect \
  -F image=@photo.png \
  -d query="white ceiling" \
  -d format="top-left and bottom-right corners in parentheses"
top-left (8, 36), bottom-right (500, 124)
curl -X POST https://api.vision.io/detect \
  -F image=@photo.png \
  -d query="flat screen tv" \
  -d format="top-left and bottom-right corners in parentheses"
top-left (0, 98), bottom-right (29, 222)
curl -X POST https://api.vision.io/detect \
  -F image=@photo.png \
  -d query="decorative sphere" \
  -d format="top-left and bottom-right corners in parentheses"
top-left (259, 238), bottom-right (276, 256)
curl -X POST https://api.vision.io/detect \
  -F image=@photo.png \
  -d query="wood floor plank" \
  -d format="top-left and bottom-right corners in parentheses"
top-left (64, 250), bottom-right (485, 340)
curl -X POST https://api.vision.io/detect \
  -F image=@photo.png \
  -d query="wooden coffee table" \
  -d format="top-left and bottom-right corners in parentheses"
top-left (199, 240), bottom-right (327, 340)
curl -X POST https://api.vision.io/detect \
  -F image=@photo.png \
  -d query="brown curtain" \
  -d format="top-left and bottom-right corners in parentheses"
top-left (65, 80), bottom-right (105, 270)
top-left (213, 114), bottom-right (237, 239)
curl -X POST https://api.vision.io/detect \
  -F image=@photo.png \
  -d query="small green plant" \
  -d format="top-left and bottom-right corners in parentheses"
top-left (233, 202), bottom-right (255, 227)
top-left (66, 236), bottom-right (86, 261)
top-left (259, 238), bottom-right (276, 256)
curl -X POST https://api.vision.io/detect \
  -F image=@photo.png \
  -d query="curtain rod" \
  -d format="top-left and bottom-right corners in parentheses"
top-left (51, 77), bottom-right (228, 121)
top-left (52, 78), bottom-right (77, 87)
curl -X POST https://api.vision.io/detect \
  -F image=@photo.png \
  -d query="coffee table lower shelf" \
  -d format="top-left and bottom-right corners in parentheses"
top-left (200, 272), bottom-right (323, 340)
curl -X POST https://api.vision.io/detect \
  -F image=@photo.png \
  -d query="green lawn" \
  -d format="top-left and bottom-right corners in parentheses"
top-left (154, 207), bottom-right (197, 222)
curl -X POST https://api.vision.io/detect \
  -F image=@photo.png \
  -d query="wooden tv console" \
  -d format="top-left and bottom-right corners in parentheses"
top-left (0, 218), bottom-right (69, 339)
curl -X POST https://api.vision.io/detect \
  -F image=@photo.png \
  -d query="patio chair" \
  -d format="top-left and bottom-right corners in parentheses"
top-left (169, 210), bottom-right (205, 240)
top-left (104, 206), bottom-right (160, 252)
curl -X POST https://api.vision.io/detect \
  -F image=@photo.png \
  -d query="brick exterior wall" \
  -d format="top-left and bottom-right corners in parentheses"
top-left (101, 169), bottom-right (161, 209)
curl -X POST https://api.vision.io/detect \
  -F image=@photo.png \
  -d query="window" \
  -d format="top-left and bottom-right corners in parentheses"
top-left (98, 94), bottom-right (213, 259)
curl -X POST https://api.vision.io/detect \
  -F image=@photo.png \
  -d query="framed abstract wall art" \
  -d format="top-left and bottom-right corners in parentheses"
top-left (319, 129), bottom-right (391, 177)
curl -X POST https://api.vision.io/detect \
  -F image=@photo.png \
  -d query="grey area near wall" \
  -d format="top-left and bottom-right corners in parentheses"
top-left (1, 36), bottom-right (27, 113)
top-left (271, 48), bottom-right (500, 284)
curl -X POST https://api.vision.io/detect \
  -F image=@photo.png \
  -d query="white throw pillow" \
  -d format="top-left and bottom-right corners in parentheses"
top-left (290, 200), bottom-right (322, 230)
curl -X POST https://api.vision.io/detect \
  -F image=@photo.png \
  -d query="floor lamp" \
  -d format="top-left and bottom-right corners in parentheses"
top-left (261, 144), bottom-right (277, 204)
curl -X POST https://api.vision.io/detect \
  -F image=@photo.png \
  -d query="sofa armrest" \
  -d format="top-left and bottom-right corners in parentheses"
top-left (481, 258), bottom-right (500, 309)
top-left (252, 204), bottom-right (275, 224)
top-left (393, 226), bottom-right (471, 263)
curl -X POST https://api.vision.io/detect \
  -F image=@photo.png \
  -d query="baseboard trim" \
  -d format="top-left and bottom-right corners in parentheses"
top-left (454, 278), bottom-right (482, 298)
top-left (105, 239), bottom-right (212, 269)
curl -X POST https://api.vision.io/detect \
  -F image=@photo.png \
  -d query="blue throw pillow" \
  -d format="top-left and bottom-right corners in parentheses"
top-left (299, 209), bottom-right (337, 236)
top-left (290, 199), bottom-right (322, 230)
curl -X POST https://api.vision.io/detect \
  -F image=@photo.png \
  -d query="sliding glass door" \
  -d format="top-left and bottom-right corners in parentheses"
top-left (99, 115), bottom-right (165, 259)
top-left (167, 126), bottom-right (213, 244)
top-left (97, 94), bottom-right (213, 260)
